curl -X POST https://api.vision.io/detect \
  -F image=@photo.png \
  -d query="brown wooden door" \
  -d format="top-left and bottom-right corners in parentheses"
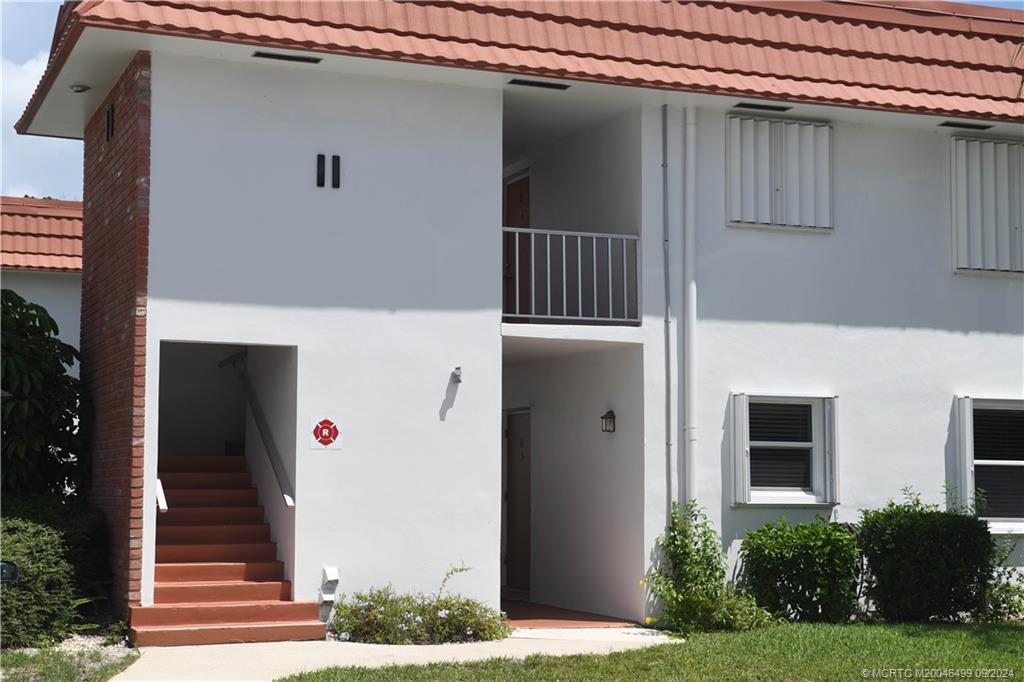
top-left (505, 412), bottom-right (531, 591)
top-left (503, 176), bottom-right (531, 319)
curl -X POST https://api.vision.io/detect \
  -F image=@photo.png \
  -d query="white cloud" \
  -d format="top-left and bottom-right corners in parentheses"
top-left (1, 51), bottom-right (83, 200)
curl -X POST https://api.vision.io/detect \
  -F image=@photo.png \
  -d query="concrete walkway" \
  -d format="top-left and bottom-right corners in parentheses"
top-left (112, 627), bottom-right (677, 681)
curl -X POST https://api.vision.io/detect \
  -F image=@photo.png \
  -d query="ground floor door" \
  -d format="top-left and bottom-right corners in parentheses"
top-left (504, 411), bottom-right (531, 592)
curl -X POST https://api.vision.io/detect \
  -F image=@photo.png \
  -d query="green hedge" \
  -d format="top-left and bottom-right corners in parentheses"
top-left (740, 518), bottom-right (859, 623)
top-left (859, 497), bottom-right (995, 622)
top-left (2, 495), bottom-right (110, 608)
top-left (0, 518), bottom-right (78, 648)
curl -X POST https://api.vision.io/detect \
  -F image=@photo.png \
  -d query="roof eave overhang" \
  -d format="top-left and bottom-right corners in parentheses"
top-left (16, 14), bottom-right (1024, 139)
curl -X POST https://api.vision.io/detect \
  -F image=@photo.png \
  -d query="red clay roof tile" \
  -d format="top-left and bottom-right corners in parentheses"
top-left (1, 196), bottom-right (83, 273)
top-left (16, 1), bottom-right (1024, 134)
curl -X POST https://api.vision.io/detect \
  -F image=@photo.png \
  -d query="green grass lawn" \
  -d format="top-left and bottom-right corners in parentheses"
top-left (0, 647), bottom-right (138, 682)
top-left (279, 623), bottom-right (1023, 682)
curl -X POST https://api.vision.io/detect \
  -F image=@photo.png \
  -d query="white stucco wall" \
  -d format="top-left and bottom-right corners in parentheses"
top-left (143, 52), bottom-right (503, 605)
top-left (687, 107), bottom-right (1024, 568)
top-left (528, 109), bottom-right (642, 237)
top-left (1, 270), bottom-right (82, 375)
top-left (503, 346), bottom-right (645, 621)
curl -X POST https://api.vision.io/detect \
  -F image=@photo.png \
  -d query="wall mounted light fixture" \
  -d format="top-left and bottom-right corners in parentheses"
top-left (601, 410), bottom-right (616, 433)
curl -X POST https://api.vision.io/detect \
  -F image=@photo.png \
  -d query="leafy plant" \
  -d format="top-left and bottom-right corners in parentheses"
top-left (1, 289), bottom-right (89, 495)
top-left (977, 538), bottom-right (1024, 624)
top-left (2, 495), bottom-right (110, 611)
top-left (859, 490), bottom-right (995, 622)
top-left (645, 501), bottom-right (774, 633)
top-left (740, 517), bottom-right (859, 623)
top-left (330, 567), bottom-right (511, 644)
top-left (0, 518), bottom-right (79, 648)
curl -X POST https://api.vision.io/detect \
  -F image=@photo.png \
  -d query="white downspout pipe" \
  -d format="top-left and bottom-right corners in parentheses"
top-left (682, 104), bottom-right (698, 503)
top-left (661, 105), bottom-right (675, 506)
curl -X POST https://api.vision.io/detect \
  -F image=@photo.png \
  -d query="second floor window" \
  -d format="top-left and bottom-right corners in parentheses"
top-left (951, 137), bottom-right (1023, 274)
top-left (726, 115), bottom-right (833, 230)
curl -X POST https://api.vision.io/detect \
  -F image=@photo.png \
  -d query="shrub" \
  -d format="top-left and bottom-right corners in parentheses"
top-left (977, 539), bottom-right (1024, 624)
top-left (646, 501), bottom-right (774, 633)
top-left (859, 492), bottom-right (995, 622)
top-left (2, 495), bottom-right (110, 608)
top-left (0, 518), bottom-right (79, 648)
top-left (1, 289), bottom-right (89, 496)
top-left (330, 568), bottom-right (511, 645)
top-left (740, 517), bottom-right (859, 623)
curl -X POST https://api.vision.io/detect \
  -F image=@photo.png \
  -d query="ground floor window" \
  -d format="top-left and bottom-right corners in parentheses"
top-left (956, 398), bottom-right (1024, 523)
top-left (731, 394), bottom-right (838, 506)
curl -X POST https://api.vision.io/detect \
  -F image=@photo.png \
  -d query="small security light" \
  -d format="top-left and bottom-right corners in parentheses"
top-left (452, 367), bottom-right (463, 384)
top-left (69, 83), bottom-right (91, 94)
top-left (601, 410), bottom-right (616, 433)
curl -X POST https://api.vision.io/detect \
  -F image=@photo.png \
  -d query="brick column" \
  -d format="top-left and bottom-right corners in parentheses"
top-left (81, 51), bottom-right (151, 614)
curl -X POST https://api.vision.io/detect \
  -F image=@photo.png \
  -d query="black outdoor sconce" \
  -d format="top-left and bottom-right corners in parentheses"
top-left (601, 410), bottom-right (616, 433)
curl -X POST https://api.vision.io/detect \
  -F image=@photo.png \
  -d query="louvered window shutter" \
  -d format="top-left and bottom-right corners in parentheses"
top-left (953, 396), bottom-right (974, 510)
top-left (731, 393), bottom-right (751, 505)
top-left (951, 138), bottom-right (1024, 273)
top-left (727, 116), bottom-right (832, 229)
top-left (823, 397), bottom-right (839, 505)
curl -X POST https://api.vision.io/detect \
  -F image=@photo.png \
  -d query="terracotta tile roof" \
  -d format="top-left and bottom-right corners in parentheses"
top-left (17, 0), bottom-right (1024, 133)
top-left (1, 196), bottom-right (83, 272)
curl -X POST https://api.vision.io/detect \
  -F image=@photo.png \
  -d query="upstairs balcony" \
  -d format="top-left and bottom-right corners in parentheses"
top-left (502, 227), bottom-right (639, 325)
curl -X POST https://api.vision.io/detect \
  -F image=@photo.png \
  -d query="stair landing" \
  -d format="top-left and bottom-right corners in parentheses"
top-left (131, 455), bottom-right (325, 646)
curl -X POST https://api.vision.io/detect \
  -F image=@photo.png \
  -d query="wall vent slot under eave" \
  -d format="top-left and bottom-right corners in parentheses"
top-left (733, 102), bottom-right (793, 113)
top-left (507, 78), bottom-right (570, 91)
top-left (105, 104), bottom-right (114, 141)
top-left (253, 50), bottom-right (322, 65)
top-left (939, 121), bottom-right (994, 131)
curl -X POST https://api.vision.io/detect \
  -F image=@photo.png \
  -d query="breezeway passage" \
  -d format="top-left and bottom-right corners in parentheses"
top-left (112, 628), bottom-right (674, 681)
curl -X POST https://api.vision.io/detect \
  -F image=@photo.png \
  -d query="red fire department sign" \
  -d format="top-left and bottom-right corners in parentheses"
top-left (310, 415), bottom-right (342, 449)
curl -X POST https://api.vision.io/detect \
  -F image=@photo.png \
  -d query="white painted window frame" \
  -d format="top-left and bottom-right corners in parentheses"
top-left (953, 396), bottom-right (1024, 534)
top-left (725, 114), bottom-right (834, 232)
top-left (731, 393), bottom-right (838, 507)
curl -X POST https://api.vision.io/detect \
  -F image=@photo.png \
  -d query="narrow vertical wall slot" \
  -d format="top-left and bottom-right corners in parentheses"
top-left (316, 154), bottom-right (326, 188)
top-left (105, 104), bottom-right (115, 141)
top-left (331, 155), bottom-right (341, 188)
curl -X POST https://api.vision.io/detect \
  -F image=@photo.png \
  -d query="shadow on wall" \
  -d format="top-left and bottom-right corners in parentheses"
top-left (438, 369), bottom-right (460, 421)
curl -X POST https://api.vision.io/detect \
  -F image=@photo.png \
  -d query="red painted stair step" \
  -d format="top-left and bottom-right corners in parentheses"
top-left (131, 600), bottom-right (319, 627)
top-left (159, 506), bottom-right (266, 525)
top-left (130, 621), bottom-right (325, 647)
top-left (157, 524), bottom-right (271, 544)
top-left (158, 456), bottom-right (247, 473)
top-left (156, 543), bottom-right (277, 563)
top-left (163, 488), bottom-right (259, 507)
top-left (155, 562), bottom-right (285, 582)
top-left (160, 472), bottom-right (252, 489)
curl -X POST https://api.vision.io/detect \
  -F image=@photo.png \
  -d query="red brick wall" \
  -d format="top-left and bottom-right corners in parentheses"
top-left (81, 51), bottom-right (151, 614)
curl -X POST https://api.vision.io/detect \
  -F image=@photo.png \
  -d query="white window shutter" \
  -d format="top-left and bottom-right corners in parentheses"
top-left (953, 396), bottom-right (974, 510)
top-left (731, 393), bottom-right (751, 505)
top-left (951, 138), bottom-right (1024, 273)
top-left (727, 115), bottom-right (832, 229)
top-left (823, 396), bottom-right (839, 505)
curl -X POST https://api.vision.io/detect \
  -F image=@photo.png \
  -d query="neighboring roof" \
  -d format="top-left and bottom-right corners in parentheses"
top-left (16, 0), bottom-right (1024, 134)
top-left (1, 196), bottom-right (83, 273)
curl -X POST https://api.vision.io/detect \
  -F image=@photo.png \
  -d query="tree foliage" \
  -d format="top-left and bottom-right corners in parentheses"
top-left (1, 289), bottom-right (88, 494)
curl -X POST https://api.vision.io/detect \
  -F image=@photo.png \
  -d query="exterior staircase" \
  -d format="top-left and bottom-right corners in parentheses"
top-left (130, 455), bottom-right (325, 646)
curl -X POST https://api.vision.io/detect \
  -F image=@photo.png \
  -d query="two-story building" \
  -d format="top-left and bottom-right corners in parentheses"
top-left (16, 0), bottom-right (1023, 645)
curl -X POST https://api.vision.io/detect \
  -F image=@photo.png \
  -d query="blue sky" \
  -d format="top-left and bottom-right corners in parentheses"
top-left (1, 0), bottom-right (1021, 201)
